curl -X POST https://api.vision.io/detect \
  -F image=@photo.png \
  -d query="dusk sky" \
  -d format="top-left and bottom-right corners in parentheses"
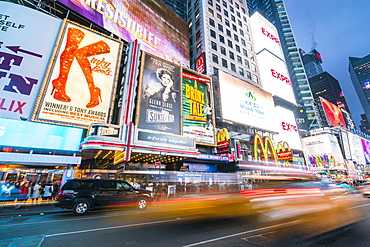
top-left (284, 0), bottom-right (370, 128)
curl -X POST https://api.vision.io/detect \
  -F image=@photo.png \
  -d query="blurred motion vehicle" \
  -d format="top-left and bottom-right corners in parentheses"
top-left (56, 179), bottom-right (153, 215)
top-left (354, 182), bottom-right (370, 198)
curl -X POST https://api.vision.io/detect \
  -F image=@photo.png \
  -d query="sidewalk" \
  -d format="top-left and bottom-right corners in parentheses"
top-left (0, 199), bottom-right (70, 217)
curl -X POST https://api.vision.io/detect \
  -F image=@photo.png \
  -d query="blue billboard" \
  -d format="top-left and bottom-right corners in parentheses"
top-left (0, 118), bottom-right (84, 151)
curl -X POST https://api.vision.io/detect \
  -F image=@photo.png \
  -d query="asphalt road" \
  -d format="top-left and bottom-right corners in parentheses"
top-left (1, 202), bottom-right (370, 247)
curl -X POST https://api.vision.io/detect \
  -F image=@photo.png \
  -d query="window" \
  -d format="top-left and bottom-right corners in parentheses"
top-left (219, 35), bottom-right (225, 43)
top-left (239, 67), bottom-right (244, 76)
top-left (239, 29), bottom-right (244, 36)
top-left (210, 29), bottom-right (216, 38)
top-left (212, 54), bottom-right (219, 63)
top-left (220, 46), bottom-right (226, 55)
top-left (241, 7), bottom-right (245, 14)
top-left (237, 12), bottom-right (241, 18)
top-left (231, 15), bottom-right (236, 22)
top-left (232, 24), bottom-right (237, 31)
top-left (230, 6), bottom-right (234, 13)
top-left (226, 29), bottom-right (231, 37)
top-left (101, 180), bottom-right (116, 189)
top-left (243, 16), bottom-right (247, 22)
top-left (208, 8), bottom-right (214, 16)
top-left (216, 4), bottom-right (221, 11)
top-left (245, 33), bottom-right (251, 41)
top-left (247, 43), bottom-right (252, 51)
top-left (244, 59), bottom-right (250, 68)
top-left (196, 42), bottom-right (202, 53)
top-left (251, 63), bottom-right (256, 72)
top-left (252, 74), bottom-right (259, 83)
top-left (224, 10), bottom-right (229, 17)
top-left (211, 41), bottom-right (217, 51)
top-left (195, 19), bottom-right (201, 29)
top-left (208, 0), bottom-right (213, 5)
top-left (234, 34), bottom-right (239, 42)
top-left (196, 30), bottom-right (201, 40)
top-left (236, 3), bottom-right (239, 8)
top-left (246, 71), bottom-right (252, 80)
top-left (241, 38), bottom-right (246, 46)
top-left (209, 18), bottom-right (215, 27)
top-left (117, 182), bottom-right (131, 190)
top-left (227, 39), bottom-right (233, 48)
top-left (235, 44), bottom-right (240, 52)
top-left (231, 63), bottom-right (236, 72)
top-left (213, 67), bottom-right (219, 74)
top-left (222, 0), bottom-right (227, 7)
top-left (243, 49), bottom-right (247, 57)
top-left (229, 51), bottom-right (234, 60)
top-left (225, 20), bottom-right (230, 27)
top-left (218, 24), bottom-right (223, 32)
top-left (222, 58), bottom-right (228, 68)
top-left (217, 14), bottom-right (222, 21)
top-left (238, 20), bottom-right (242, 27)
top-left (237, 55), bottom-right (242, 64)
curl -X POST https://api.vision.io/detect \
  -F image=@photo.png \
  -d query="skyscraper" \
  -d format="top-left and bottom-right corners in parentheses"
top-left (309, 72), bottom-right (349, 112)
top-left (300, 49), bottom-right (323, 79)
top-left (162, 0), bottom-right (187, 21)
top-left (349, 54), bottom-right (370, 127)
top-left (246, 0), bottom-right (320, 132)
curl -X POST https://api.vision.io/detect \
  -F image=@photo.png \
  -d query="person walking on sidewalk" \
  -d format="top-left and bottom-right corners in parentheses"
top-left (31, 182), bottom-right (42, 203)
top-left (42, 181), bottom-right (53, 201)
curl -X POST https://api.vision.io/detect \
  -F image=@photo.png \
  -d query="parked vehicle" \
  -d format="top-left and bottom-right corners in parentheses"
top-left (56, 179), bottom-right (153, 215)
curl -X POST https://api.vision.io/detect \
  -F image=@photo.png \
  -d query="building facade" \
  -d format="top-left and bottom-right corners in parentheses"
top-left (246, 0), bottom-right (320, 133)
top-left (300, 49), bottom-right (324, 79)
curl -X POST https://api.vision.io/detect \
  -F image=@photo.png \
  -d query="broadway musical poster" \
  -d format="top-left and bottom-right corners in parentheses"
top-left (33, 20), bottom-right (122, 128)
top-left (182, 69), bottom-right (215, 145)
top-left (136, 52), bottom-right (181, 135)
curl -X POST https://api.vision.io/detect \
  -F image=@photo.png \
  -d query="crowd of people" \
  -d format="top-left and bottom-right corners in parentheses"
top-left (0, 179), bottom-right (60, 203)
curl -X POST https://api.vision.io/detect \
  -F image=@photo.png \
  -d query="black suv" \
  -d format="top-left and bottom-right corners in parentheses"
top-left (56, 179), bottom-right (153, 215)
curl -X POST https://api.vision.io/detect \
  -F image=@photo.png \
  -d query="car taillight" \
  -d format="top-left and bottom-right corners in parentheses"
top-left (57, 190), bottom-right (64, 199)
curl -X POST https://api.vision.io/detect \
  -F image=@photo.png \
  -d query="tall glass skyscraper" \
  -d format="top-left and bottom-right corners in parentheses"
top-left (300, 49), bottom-right (323, 79)
top-left (349, 54), bottom-right (370, 128)
top-left (246, 0), bottom-right (320, 132)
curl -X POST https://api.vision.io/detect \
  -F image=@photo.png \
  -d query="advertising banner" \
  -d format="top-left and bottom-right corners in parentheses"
top-left (249, 12), bottom-right (284, 59)
top-left (182, 69), bottom-right (215, 145)
top-left (0, 118), bottom-right (83, 151)
top-left (58, 0), bottom-right (189, 66)
top-left (301, 134), bottom-right (345, 168)
top-left (347, 132), bottom-right (366, 165)
top-left (0, 2), bottom-right (62, 120)
top-left (218, 71), bottom-right (277, 133)
top-left (273, 106), bottom-right (302, 150)
top-left (257, 51), bottom-right (296, 105)
top-left (340, 130), bottom-right (352, 160)
top-left (320, 97), bottom-right (347, 128)
top-left (361, 138), bottom-right (370, 163)
top-left (136, 52), bottom-right (181, 135)
top-left (33, 21), bottom-right (122, 127)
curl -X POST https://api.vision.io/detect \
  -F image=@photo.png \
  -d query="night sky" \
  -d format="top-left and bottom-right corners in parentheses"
top-left (284, 0), bottom-right (370, 128)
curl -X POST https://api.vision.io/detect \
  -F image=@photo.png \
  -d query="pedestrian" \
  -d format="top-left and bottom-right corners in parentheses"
top-left (18, 181), bottom-right (29, 201)
top-left (42, 181), bottom-right (54, 201)
top-left (32, 182), bottom-right (42, 203)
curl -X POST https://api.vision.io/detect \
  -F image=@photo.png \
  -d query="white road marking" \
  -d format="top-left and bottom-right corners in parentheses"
top-left (182, 220), bottom-right (302, 247)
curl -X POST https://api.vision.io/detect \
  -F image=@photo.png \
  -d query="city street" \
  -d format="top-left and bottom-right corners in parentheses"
top-left (1, 202), bottom-right (370, 247)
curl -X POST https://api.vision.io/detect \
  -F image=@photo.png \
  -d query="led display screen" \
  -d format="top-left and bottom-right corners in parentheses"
top-left (218, 71), bottom-right (277, 133)
top-left (320, 97), bottom-right (347, 128)
top-left (58, 0), bottom-right (189, 66)
top-left (0, 118), bottom-right (84, 151)
top-left (0, 2), bottom-right (62, 120)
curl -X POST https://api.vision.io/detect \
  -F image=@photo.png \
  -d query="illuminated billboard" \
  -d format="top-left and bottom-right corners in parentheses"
top-left (347, 132), bottom-right (366, 165)
top-left (320, 97), bottom-right (347, 128)
top-left (182, 69), bottom-right (215, 145)
top-left (273, 106), bottom-right (302, 150)
top-left (361, 138), bottom-right (370, 163)
top-left (0, 2), bottom-right (62, 120)
top-left (250, 12), bottom-right (284, 59)
top-left (301, 134), bottom-right (345, 168)
top-left (58, 0), bottom-right (189, 66)
top-left (257, 51), bottom-right (296, 104)
top-left (218, 71), bottom-right (278, 133)
top-left (0, 118), bottom-right (83, 151)
top-left (136, 52), bottom-right (181, 135)
top-left (33, 21), bottom-right (122, 128)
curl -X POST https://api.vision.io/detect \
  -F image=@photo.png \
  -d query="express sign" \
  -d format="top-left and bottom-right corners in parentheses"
top-left (261, 27), bottom-right (280, 45)
top-left (271, 69), bottom-right (291, 86)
